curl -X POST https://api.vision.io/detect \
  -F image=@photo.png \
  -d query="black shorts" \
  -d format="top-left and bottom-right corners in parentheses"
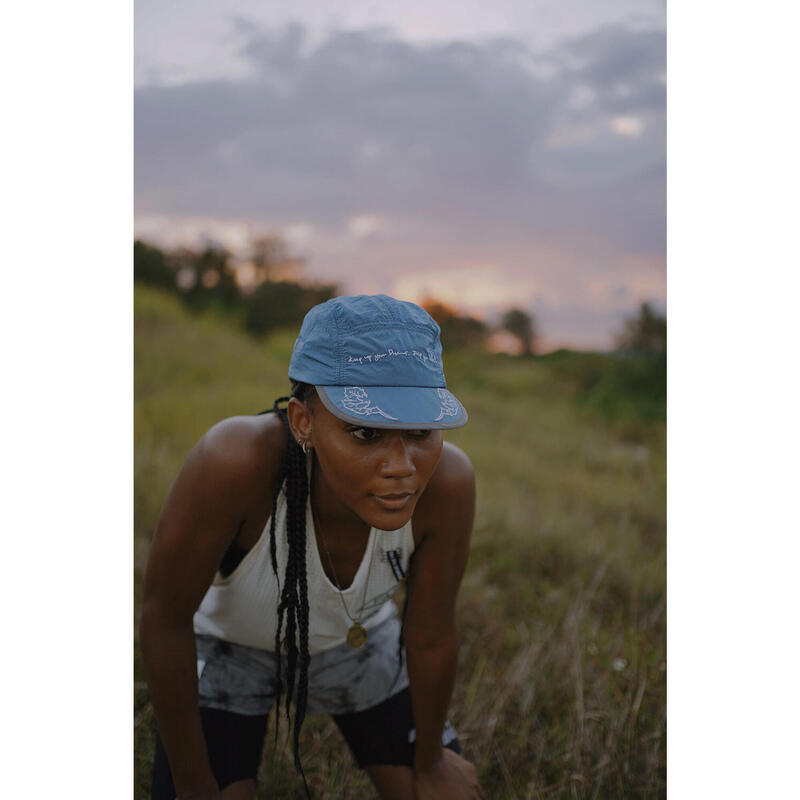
top-left (151, 687), bottom-right (461, 797)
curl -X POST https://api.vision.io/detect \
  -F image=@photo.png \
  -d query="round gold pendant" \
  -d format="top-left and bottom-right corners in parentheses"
top-left (346, 624), bottom-right (368, 649)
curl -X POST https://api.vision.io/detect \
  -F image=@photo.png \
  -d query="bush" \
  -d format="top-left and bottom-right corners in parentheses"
top-left (539, 350), bottom-right (666, 424)
top-left (134, 240), bottom-right (174, 289)
top-left (243, 281), bottom-right (337, 336)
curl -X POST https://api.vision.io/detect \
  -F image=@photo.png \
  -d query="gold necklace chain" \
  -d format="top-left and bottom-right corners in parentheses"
top-left (311, 505), bottom-right (375, 648)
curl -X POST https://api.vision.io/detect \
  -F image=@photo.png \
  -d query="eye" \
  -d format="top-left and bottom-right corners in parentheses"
top-left (406, 429), bottom-right (431, 439)
top-left (349, 427), bottom-right (381, 442)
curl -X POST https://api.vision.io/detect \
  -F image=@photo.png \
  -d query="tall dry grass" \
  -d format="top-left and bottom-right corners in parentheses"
top-left (134, 285), bottom-right (665, 798)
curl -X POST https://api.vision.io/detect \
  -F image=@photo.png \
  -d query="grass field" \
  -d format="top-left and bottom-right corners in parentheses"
top-left (134, 284), bottom-right (666, 799)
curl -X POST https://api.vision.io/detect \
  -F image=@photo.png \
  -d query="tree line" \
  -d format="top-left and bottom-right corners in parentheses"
top-left (134, 238), bottom-right (664, 357)
top-left (133, 237), bottom-right (537, 349)
top-left (134, 238), bottom-right (337, 337)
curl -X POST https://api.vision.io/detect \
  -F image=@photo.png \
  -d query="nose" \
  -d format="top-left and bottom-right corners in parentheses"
top-left (380, 433), bottom-right (416, 479)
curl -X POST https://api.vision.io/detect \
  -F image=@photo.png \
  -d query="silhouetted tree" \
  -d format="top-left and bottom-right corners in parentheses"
top-left (502, 308), bottom-right (536, 355)
top-left (177, 246), bottom-right (241, 312)
top-left (133, 235), bottom-right (335, 338)
top-left (249, 235), bottom-right (293, 282)
top-left (133, 240), bottom-right (174, 289)
top-left (422, 299), bottom-right (487, 348)
top-left (244, 281), bottom-right (337, 335)
top-left (615, 302), bottom-right (666, 355)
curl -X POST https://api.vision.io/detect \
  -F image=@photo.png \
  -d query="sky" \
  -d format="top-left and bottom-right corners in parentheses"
top-left (135, 0), bottom-right (666, 350)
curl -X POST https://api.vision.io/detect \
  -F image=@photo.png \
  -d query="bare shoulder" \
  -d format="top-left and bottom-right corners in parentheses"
top-left (423, 441), bottom-right (475, 501)
top-left (413, 441), bottom-right (475, 538)
top-left (200, 413), bottom-right (286, 479)
top-left (174, 412), bottom-right (289, 515)
top-left (142, 413), bottom-right (289, 624)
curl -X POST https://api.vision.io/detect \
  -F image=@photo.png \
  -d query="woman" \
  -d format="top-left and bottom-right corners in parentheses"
top-left (140, 294), bottom-right (485, 799)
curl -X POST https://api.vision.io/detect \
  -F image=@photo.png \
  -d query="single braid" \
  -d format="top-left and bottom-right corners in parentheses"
top-left (260, 386), bottom-right (313, 797)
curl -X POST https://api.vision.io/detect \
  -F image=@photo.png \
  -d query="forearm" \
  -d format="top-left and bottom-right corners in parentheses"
top-left (405, 629), bottom-right (460, 770)
top-left (140, 612), bottom-right (219, 797)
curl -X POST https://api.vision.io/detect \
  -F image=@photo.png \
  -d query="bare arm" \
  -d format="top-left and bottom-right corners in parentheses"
top-left (139, 417), bottom-right (280, 798)
top-left (405, 444), bottom-right (483, 798)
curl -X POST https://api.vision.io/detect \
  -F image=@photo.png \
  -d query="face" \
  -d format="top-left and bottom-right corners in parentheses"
top-left (287, 393), bottom-right (444, 531)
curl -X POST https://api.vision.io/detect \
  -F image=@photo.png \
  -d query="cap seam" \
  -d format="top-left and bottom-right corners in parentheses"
top-left (333, 302), bottom-right (343, 384)
top-left (335, 321), bottom-right (438, 336)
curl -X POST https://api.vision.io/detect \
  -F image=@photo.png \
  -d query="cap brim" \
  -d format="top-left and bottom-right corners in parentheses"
top-left (315, 385), bottom-right (468, 430)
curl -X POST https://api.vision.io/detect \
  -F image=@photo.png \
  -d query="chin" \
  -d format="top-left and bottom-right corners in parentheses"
top-left (373, 514), bottom-right (413, 532)
top-left (361, 498), bottom-right (417, 531)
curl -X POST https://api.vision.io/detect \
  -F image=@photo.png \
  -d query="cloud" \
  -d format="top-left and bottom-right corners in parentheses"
top-left (348, 214), bottom-right (385, 238)
top-left (555, 24), bottom-right (666, 114)
top-left (136, 23), bottom-right (663, 237)
top-left (134, 21), bottom-right (665, 348)
top-left (610, 115), bottom-right (645, 137)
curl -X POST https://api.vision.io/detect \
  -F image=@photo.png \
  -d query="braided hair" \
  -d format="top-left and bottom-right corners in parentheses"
top-left (258, 381), bottom-right (314, 794)
top-left (258, 381), bottom-right (408, 793)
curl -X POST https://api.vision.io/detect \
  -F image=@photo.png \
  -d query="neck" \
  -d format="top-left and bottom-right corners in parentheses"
top-left (309, 457), bottom-right (370, 543)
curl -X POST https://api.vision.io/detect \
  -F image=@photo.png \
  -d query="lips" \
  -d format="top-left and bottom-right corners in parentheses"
top-left (372, 491), bottom-right (416, 511)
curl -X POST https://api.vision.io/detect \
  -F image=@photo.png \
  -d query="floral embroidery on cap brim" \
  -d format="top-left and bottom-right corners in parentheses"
top-left (434, 388), bottom-right (461, 421)
top-left (341, 386), bottom-right (399, 420)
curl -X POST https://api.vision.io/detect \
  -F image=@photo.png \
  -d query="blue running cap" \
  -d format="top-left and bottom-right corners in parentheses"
top-left (288, 294), bottom-right (468, 429)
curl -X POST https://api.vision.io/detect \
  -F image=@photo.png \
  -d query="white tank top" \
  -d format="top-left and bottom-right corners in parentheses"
top-left (193, 476), bottom-right (416, 655)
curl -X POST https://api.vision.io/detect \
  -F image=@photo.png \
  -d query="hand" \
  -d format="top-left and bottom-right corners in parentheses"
top-left (415, 749), bottom-right (485, 799)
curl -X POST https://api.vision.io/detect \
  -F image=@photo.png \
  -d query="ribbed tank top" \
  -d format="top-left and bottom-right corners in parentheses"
top-left (193, 475), bottom-right (416, 655)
